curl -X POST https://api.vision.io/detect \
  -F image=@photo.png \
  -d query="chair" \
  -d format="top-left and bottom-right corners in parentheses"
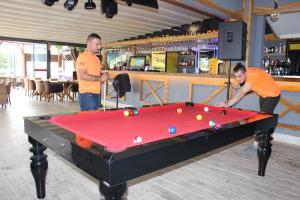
top-left (5, 82), bottom-right (11, 105)
top-left (44, 81), bottom-right (63, 102)
top-left (28, 80), bottom-right (36, 98)
top-left (112, 73), bottom-right (131, 108)
top-left (24, 78), bottom-right (29, 96)
top-left (35, 80), bottom-right (45, 101)
top-left (0, 84), bottom-right (7, 108)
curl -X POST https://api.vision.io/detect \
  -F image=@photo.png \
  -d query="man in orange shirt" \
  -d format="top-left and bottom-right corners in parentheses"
top-left (76, 33), bottom-right (109, 111)
top-left (216, 63), bottom-right (281, 155)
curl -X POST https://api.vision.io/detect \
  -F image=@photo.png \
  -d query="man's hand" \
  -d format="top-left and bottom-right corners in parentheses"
top-left (215, 101), bottom-right (228, 107)
top-left (100, 73), bottom-right (110, 82)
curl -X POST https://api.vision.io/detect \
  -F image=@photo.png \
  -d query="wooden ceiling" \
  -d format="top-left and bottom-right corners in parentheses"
top-left (0, 0), bottom-right (212, 44)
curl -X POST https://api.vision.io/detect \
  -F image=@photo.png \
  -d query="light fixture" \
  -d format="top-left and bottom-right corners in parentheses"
top-left (42, 0), bottom-right (58, 6)
top-left (64, 0), bottom-right (78, 11)
top-left (85, 0), bottom-right (96, 9)
top-left (270, 0), bottom-right (280, 22)
top-left (101, 0), bottom-right (118, 18)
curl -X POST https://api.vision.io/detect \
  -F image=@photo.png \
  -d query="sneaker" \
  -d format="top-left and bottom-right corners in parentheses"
top-left (240, 144), bottom-right (258, 155)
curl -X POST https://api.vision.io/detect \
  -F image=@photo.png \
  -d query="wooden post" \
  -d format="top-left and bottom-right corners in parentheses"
top-left (246, 0), bottom-right (254, 67)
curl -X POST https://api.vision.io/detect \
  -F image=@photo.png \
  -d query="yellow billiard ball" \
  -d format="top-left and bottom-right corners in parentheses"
top-left (123, 110), bottom-right (130, 117)
top-left (196, 114), bottom-right (203, 120)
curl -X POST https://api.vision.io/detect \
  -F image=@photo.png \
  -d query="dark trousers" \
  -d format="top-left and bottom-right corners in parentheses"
top-left (254, 95), bottom-right (281, 141)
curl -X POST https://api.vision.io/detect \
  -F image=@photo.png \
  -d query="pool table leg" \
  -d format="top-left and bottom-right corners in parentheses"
top-left (257, 129), bottom-right (273, 176)
top-left (28, 136), bottom-right (48, 199)
top-left (99, 181), bottom-right (127, 200)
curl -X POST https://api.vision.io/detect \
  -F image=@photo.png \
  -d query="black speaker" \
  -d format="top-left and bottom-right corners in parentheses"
top-left (218, 21), bottom-right (247, 61)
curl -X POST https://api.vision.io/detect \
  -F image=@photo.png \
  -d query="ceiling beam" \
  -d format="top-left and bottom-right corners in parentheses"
top-left (254, 2), bottom-right (300, 16)
top-left (160, 0), bottom-right (217, 18)
top-left (193, 0), bottom-right (243, 20)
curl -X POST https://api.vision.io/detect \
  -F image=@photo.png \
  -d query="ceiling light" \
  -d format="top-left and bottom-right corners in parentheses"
top-left (64, 0), bottom-right (78, 11)
top-left (270, 0), bottom-right (280, 22)
top-left (85, 0), bottom-right (96, 9)
top-left (42, 0), bottom-right (58, 6)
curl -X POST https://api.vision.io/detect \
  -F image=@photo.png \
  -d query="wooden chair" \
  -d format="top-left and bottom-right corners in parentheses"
top-left (5, 82), bottom-right (11, 105)
top-left (0, 84), bottom-right (7, 108)
top-left (28, 79), bottom-right (37, 98)
top-left (35, 80), bottom-right (45, 101)
top-left (24, 78), bottom-right (29, 96)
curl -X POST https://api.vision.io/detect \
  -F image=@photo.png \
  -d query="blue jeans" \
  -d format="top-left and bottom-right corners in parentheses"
top-left (79, 93), bottom-right (100, 111)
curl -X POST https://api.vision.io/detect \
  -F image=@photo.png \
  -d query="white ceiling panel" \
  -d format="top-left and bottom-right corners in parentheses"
top-left (0, 0), bottom-right (210, 44)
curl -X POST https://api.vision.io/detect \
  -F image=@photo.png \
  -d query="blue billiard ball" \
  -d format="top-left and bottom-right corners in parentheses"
top-left (168, 127), bottom-right (176, 134)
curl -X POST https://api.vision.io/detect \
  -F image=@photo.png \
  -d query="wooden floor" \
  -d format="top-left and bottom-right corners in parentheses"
top-left (0, 89), bottom-right (299, 200)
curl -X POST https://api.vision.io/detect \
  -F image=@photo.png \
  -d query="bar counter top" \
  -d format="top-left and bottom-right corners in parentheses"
top-left (107, 70), bottom-right (300, 82)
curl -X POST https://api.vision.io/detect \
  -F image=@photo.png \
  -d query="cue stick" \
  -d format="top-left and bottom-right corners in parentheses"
top-left (103, 69), bottom-right (107, 111)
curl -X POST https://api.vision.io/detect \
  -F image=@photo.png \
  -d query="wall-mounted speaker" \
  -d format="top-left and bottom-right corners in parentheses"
top-left (218, 21), bottom-right (247, 61)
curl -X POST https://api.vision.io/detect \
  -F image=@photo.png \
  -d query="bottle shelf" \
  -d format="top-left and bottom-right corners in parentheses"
top-left (263, 53), bottom-right (286, 57)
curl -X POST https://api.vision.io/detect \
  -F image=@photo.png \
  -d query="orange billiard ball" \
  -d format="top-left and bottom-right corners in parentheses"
top-left (176, 108), bottom-right (183, 114)
top-left (123, 110), bottom-right (130, 117)
top-left (196, 114), bottom-right (203, 121)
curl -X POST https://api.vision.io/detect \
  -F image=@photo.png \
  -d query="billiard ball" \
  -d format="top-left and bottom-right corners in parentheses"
top-left (204, 106), bottom-right (209, 112)
top-left (177, 108), bottom-right (183, 114)
top-left (129, 110), bottom-right (134, 116)
top-left (168, 127), bottom-right (176, 134)
top-left (209, 120), bottom-right (216, 127)
top-left (196, 114), bottom-right (203, 121)
top-left (123, 110), bottom-right (130, 117)
top-left (221, 109), bottom-right (227, 115)
top-left (133, 136), bottom-right (143, 144)
top-left (185, 102), bottom-right (194, 107)
top-left (133, 109), bottom-right (139, 115)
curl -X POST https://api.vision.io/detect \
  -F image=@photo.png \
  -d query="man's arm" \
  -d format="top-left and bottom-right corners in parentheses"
top-left (216, 83), bottom-right (252, 107)
top-left (77, 68), bottom-right (108, 82)
top-left (77, 67), bottom-right (100, 81)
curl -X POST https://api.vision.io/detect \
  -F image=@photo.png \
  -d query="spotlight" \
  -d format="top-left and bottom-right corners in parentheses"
top-left (270, 0), bottom-right (280, 22)
top-left (64, 0), bottom-right (78, 11)
top-left (42, 0), bottom-right (58, 6)
top-left (101, 0), bottom-right (118, 18)
top-left (85, 0), bottom-right (96, 9)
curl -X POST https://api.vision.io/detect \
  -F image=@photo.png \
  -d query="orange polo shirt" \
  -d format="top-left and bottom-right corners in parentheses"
top-left (245, 67), bottom-right (280, 98)
top-left (76, 50), bottom-right (101, 94)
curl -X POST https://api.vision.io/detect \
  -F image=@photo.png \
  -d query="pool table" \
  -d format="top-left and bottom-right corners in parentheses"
top-left (24, 103), bottom-right (278, 200)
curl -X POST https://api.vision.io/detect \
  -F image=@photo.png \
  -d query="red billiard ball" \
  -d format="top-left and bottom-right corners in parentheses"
top-left (129, 110), bottom-right (134, 116)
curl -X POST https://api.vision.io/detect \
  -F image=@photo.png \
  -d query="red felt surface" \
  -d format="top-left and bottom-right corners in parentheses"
top-left (49, 103), bottom-right (258, 152)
